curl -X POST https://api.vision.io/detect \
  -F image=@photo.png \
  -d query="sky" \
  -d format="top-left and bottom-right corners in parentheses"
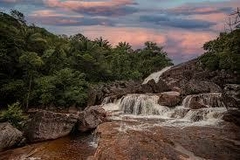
top-left (0, 0), bottom-right (239, 64)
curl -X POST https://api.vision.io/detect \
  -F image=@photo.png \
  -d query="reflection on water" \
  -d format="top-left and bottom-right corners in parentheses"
top-left (0, 133), bottom-right (96, 160)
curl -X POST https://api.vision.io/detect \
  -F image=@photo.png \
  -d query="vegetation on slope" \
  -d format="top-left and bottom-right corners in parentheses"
top-left (0, 10), bottom-right (172, 110)
top-left (200, 10), bottom-right (240, 73)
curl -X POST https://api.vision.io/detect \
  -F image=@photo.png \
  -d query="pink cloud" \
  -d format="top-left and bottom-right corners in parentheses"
top-left (43, 0), bottom-right (135, 9)
top-left (81, 26), bottom-right (166, 47)
top-left (30, 9), bottom-right (84, 18)
top-left (68, 26), bottom-right (216, 62)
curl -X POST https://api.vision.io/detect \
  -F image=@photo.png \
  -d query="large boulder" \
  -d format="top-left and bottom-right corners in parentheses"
top-left (26, 110), bottom-right (78, 142)
top-left (89, 121), bottom-right (240, 160)
top-left (0, 122), bottom-right (25, 151)
top-left (161, 59), bottom-right (240, 89)
top-left (180, 80), bottom-right (222, 96)
top-left (141, 79), bottom-right (170, 93)
top-left (158, 91), bottom-right (181, 107)
top-left (222, 84), bottom-right (240, 109)
top-left (223, 109), bottom-right (240, 126)
top-left (77, 106), bottom-right (106, 132)
top-left (87, 81), bottom-right (141, 106)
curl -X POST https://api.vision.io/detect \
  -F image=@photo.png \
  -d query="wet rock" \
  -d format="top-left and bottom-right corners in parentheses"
top-left (87, 81), bottom-right (141, 106)
top-left (141, 79), bottom-right (170, 93)
top-left (158, 91), bottom-right (181, 107)
top-left (0, 122), bottom-right (25, 151)
top-left (223, 109), bottom-right (240, 126)
top-left (223, 84), bottom-right (240, 109)
top-left (181, 80), bottom-right (222, 95)
top-left (161, 59), bottom-right (240, 89)
top-left (90, 121), bottom-right (240, 160)
top-left (26, 110), bottom-right (78, 142)
top-left (78, 106), bottom-right (106, 132)
top-left (90, 122), bottom-right (186, 160)
top-left (183, 93), bottom-right (225, 109)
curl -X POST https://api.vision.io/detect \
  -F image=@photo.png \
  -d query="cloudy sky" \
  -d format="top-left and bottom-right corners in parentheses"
top-left (0, 0), bottom-right (239, 63)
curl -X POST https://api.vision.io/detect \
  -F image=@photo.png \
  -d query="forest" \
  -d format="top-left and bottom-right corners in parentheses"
top-left (0, 10), bottom-right (172, 110)
top-left (1, 10), bottom-right (239, 112)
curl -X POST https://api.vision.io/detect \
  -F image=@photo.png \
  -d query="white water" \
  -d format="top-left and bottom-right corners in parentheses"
top-left (182, 93), bottom-right (226, 108)
top-left (101, 93), bottom-right (227, 128)
top-left (142, 66), bottom-right (172, 84)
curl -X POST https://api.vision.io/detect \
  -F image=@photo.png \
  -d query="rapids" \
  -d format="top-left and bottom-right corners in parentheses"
top-left (102, 93), bottom-right (227, 127)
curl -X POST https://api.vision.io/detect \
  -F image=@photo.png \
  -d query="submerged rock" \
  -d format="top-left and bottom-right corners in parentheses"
top-left (78, 106), bottom-right (106, 132)
top-left (26, 110), bottom-right (78, 142)
top-left (0, 122), bottom-right (25, 151)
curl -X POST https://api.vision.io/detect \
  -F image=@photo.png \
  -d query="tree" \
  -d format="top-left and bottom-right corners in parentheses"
top-left (19, 52), bottom-right (43, 109)
top-left (226, 7), bottom-right (240, 31)
top-left (10, 9), bottom-right (26, 25)
top-left (116, 42), bottom-right (132, 53)
top-left (94, 37), bottom-right (111, 49)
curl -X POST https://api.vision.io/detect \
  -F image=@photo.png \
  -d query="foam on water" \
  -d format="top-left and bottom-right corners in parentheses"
top-left (101, 93), bottom-right (228, 129)
top-left (142, 66), bottom-right (172, 84)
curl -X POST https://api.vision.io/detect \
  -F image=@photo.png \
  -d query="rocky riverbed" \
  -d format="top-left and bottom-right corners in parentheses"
top-left (1, 59), bottom-right (239, 160)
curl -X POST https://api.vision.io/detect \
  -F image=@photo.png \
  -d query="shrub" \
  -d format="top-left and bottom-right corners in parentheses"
top-left (0, 102), bottom-right (28, 129)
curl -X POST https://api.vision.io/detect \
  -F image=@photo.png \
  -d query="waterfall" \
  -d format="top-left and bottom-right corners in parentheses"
top-left (102, 93), bottom-right (227, 126)
top-left (182, 93), bottom-right (226, 108)
top-left (119, 94), bottom-right (170, 115)
top-left (142, 66), bottom-right (172, 84)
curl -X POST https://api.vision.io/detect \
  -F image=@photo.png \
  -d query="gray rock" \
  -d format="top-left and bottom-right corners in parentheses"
top-left (0, 122), bottom-right (25, 151)
top-left (181, 80), bottom-right (222, 95)
top-left (223, 109), bottom-right (240, 126)
top-left (87, 81), bottom-right (142, 106)
top-left (183, 93), bottom-right (226, 109)
top-left (141, 79), bottom-right (170, 93)
top-left (158, 91), bottom-right (181, 107)
top-left (78, 106), bottom-right (106, 132)
top-left (223, 84), bottom-right (240, 109)
top-left (26, 110), bottom-right (78, 142)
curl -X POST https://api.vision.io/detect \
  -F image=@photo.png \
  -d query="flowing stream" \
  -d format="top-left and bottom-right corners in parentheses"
top-left (102, 93), bottom-right (227, 128)
top-left (1, 67), bottom-right (238, 160)
top-left (0, 133), bottom-right (97, 160)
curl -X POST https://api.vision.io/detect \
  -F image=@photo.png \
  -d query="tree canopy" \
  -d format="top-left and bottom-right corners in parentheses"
top-left (0, 11), bottom-right (173, 109)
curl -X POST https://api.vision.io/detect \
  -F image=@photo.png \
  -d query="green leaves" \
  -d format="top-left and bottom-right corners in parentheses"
top-left (0, 102), bottom-right (28, 129)
top-left (0, 10), bottom-right (173, 110)
top-left (34, 68), bottom-right (88, 107)
top-left (200, 29), bottom-right (240, 73)
top-left (19, 52), bottom-right (44, 69)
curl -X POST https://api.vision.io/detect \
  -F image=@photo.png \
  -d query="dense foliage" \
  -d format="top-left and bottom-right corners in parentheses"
top-left (0, 11), bottom-right (172, 109)
top-left (0, 102), bottom-right (28, 129)
top-left (200, 28), bottom-right (240, 73)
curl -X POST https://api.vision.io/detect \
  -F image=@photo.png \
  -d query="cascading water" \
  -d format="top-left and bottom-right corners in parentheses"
top-left (142, 66), bottom-right (172, 84)
top-left (102, 93), bottom-right (227, 127)
top-left (182, 93), bottom-right (226, 108)
top-left (119, 94), bottom-right (170, 115)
